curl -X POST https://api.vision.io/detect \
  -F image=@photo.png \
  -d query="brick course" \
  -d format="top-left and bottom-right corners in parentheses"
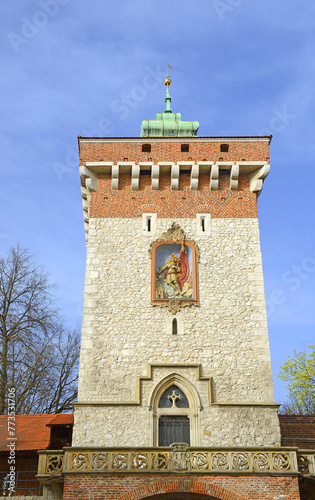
top-left (90, 174), bottom-right (258, 219)
top-left (63, 474), bottom-right (300, 500)
top-left (79, 138), bottom-right (271, 165)
top-left (279, 415), bottom-right (315, 449)
top-left (80, 138), bottom-right (270, 220)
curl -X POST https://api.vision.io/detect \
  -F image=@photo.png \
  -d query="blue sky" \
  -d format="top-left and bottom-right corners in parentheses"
top-left (1, 0), bottom-right (315, 404)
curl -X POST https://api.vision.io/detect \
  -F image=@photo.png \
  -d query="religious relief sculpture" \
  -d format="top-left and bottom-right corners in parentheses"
top-left (150, 225), bottom-right (199, 311)
top-left (155, 243), bottom-right (194, 300)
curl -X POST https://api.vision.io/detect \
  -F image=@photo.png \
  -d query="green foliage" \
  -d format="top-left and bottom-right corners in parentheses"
top-left (278, 345), bottom-right (315, 414)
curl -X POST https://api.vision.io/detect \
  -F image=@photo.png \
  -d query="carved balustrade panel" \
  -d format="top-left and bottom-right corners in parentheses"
top-left (39, 448), bottom-right (313, 475)
top-left (47, 454), bottom-right (64, 473)
top-left (191, 452), bottom-right (210, 470)
top-left (132, 452), bottom-right (149, 470)
top-left (272, 453), bottom-right (291, 471)
top-left (71, 452), bottom-right (89, 471)
top-left (151, 452), bottom-right (169, 470)
top-left (297, 452), bottom-right (315, 474)
top-left (91, 452), bottom-right (109, 471)
top-left (211, 452), bottom-right (229, 471)
top-left (232, 452), bottom-right (250, 471)
top-left (252, 452), bottom-right (271, 472)
top-left (112, 452), bottom-right (128, 470)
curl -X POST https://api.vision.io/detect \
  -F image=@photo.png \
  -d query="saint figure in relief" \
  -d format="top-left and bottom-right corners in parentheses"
top-left (156, 243), bottom-right (193, 300)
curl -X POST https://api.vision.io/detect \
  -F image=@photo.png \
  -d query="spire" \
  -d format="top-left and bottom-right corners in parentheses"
top-left (164, 75), bottom-right (172, 113)
top-left (140, 75), bottom-right (199, 137)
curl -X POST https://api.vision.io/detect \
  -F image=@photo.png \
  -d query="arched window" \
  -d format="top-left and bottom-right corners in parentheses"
top-left (159, 385), bottom-right (189, 408)
top-left (158, 385), bottom-right (190, 446)
top-left (149, 374), bottom-right (201, 447)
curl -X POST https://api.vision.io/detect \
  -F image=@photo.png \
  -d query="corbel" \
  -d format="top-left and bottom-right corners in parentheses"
top-left (111, 165), bottom-right (119, 190)
top-left (79, 167), bottom-right (97, 239)
top-left (171, 164), bottom-right (179, 190)
top-left (131, 164), bottom-right (140, 191)
top-left (81, 186), bottom-right (90, 218)
top-left (151, 165), bottom-right (160, 190)
top-left (230, 162), bottom-right (239, 190)
top-left (210, 163), bottom-right (219, 190)
top-left (190, 164), bottom-right (199, 190)
top-left (79, 165), bottom-right (97, 192)
top-left (249, 163), bottom-right (270, 196)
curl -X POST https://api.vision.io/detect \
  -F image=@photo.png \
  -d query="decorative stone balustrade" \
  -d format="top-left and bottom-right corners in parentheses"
top-left (37, 446), bottom-right (315, 477)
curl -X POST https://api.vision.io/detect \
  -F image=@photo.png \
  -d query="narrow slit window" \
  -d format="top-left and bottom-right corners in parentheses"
top-left (172, 318), bottom-right (177, 335)
top-left (197, 214), bottom-right (211, 235)
top-left (143, 213), bottom-right (156, 235)
top-left (181, 144), bottom-right (189, 152)
top-left (220, 144), bottom-right (229, 153)
top-left (142, 144), bottom-right (151, 153)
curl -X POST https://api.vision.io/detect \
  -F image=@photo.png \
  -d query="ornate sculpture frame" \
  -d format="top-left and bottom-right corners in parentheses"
top-left (150, 224), bottom-right (199, 313)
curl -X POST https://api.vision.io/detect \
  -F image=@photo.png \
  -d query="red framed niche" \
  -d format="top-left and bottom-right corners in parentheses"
top-left (151, 240), bottom-right (199, 306)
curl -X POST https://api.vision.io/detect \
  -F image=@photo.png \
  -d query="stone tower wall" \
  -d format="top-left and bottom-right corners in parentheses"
top-left (73, 137), bottom-right (280, 449)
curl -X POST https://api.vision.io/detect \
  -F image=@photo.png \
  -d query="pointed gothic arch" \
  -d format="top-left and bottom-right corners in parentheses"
top-left (148, 373), bottom-right (202, 446)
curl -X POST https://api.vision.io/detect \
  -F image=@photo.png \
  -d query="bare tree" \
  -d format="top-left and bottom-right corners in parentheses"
top-left (0, 245), bottom-right (80, 414)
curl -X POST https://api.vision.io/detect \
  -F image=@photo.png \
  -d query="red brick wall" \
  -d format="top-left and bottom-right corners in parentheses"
top-left (279, 415), bottom-right (315, 449)
top-left (81, 138), bottom-right (269, 220)
top-left (90, 174), bottom-right (258, 219)
top-left (63, 474), bottom-right (300, 500)
top-left (79, 139), bottom-right (270, 165)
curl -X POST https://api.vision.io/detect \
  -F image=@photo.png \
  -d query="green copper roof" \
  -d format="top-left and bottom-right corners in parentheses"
top-left (140, 76), bottom-right (199, 137)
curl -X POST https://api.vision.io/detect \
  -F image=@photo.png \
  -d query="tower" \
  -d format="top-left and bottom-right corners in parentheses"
top-left (41, 78), bottom-right (306, 499)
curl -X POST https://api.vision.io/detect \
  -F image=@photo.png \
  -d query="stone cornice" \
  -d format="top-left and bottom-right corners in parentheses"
top-left (78, 136), bottom-right (272, 144)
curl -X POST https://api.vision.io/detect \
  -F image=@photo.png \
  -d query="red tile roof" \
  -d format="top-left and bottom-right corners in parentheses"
top-left (46, 414), bottom-right (74, 426)
top-left (0, 414), bottom-right (74, 452)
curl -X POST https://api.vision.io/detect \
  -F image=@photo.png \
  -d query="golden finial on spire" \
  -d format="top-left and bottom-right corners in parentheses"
top-left (164, 74), bottom-right (171, 87)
